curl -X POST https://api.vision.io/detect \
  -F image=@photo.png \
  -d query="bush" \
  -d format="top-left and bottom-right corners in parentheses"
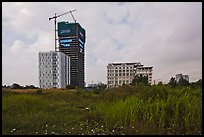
top-left (93, 85), bottom-right (202, 135)
top-left (36, 89), bottom-right (43, 94)
top-left (66, 84), bottom-right (76, 89)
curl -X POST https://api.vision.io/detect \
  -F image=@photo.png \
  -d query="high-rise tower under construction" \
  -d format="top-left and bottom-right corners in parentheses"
top-left (58, 21), bottom-right (86, 87)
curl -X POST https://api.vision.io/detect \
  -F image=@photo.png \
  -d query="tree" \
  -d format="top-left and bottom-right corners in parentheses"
top-left (158, 81), bottom-right (163, 85)
top-left (196, 79), bottom-right (202, 88)
top-left (11, 83), bottom-right (22, 89)
top-left (190, 79), bottom-right (202, 89)
top-left (97, 82), bottom-right (106, 90)
top-left (66, 84), bottom-right (75, 89)
top-left (28, 85), bottom-right (38, 89)
top-left (168, 77), bottom-right (177, 88)
top-left (2, 85), bottom-right (6, 88)
top-left (132, 74), bottom-right (149, 86)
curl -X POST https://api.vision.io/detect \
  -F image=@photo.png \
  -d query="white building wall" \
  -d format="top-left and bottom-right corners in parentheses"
top-left (176, 74), bottom-right (183, 83)
top-left (135, 67), bottom-right (153, 85)
top-left (107, 64), bottom-right (135, 88)
top-left (39, 51), bottom-right (70, 89)
top-left (107, 62), bottom-right (153, 88)
top-left (39, 52), bottom-right (54, 88)
top-left (58, 52), bottom-right (70, 88)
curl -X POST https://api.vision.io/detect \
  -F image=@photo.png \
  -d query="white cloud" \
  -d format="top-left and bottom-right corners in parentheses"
top-left (2, 2), bottom-right (202, 86)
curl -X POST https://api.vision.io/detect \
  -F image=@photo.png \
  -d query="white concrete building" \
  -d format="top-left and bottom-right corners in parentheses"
top-left (39, 51), bottom-right (70, 89)
top-left (135, 66), bottom-right (153, 84)
top-left (107, 62), bottom-right (153, 88)
top-left (175, 73), bottom-right (189, 83)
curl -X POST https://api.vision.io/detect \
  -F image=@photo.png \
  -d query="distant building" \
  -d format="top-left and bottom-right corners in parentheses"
top-left (183, 75), bottom-right (189, 82)
top-left (87, 83), bottom-right (100, 88)
top-left (87, 82), bottom-right (106, 90)
top-left (39, 51), bottom-right (70, 89)
top-left (175, 73), bottom-right (189, 83)
top-left (107, 62), bottom-right (153, 88)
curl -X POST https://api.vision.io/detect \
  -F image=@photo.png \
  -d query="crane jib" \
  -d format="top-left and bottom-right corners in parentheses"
top-left (49, 10), bottom-right (76, 21)
top-left (57, 10), bottom-right (76, 18)
top-left (48, 10), bottom-right (77, 51)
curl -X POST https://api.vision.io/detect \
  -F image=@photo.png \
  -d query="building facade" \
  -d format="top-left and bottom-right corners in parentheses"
top-left (107, 62), bottom-right (153, 88)
top-left (175, 73), bottom-right (189, 83)
top-left (39, 51), bottom-right (70, 89)
top-left (135, 66), bottom-right (153, 84)
top-left (58, 21), bottom-right (86, 87)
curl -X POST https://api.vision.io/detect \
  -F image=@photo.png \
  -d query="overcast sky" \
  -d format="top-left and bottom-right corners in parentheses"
top-left (2, 2), bottom-right (202, 86)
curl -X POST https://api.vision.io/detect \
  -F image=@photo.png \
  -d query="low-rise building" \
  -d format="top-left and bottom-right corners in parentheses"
top-left (175, 73), bottom-right (189, 83)
top-left (107, 62), bottom-right (153, 88)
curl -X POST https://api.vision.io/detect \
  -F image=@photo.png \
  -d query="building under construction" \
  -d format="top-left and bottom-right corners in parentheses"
top-left (58, 21), bottom-right (86, 87)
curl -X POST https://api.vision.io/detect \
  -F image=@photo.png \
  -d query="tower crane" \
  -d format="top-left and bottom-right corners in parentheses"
top-left (48, 10), bottom-right (77, 51)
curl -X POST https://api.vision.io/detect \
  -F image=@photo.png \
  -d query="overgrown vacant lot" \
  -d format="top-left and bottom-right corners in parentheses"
top-left (2, 85), bottom-right (202, 135)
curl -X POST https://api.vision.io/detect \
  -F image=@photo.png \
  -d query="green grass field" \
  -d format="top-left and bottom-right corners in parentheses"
top-left (2, 85), bottom-right (202, 135)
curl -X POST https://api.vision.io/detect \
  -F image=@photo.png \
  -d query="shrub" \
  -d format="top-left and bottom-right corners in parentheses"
top-left (66, 84), bottom-right (76, 89)
top-left (36, 89), bottom-right (43, 94)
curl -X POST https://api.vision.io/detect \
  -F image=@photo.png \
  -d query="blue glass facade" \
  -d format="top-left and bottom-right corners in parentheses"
top-left (59, 38), bottom-right (72, 47)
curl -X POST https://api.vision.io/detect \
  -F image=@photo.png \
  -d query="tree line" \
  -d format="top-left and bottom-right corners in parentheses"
top-left (2, 83), bottom-right (38, 89)
top-left (2, 75), bottom-right (202, 90)
top-left (132, 74), bottom-right (202, 88)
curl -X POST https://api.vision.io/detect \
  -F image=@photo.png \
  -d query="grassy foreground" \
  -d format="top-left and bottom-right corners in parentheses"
top-left (2, 85), bottom-right (202, 135)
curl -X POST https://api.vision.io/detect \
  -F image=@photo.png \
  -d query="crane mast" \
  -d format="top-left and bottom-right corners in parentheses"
top-left (49, 10), bottom-right (77, 51)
